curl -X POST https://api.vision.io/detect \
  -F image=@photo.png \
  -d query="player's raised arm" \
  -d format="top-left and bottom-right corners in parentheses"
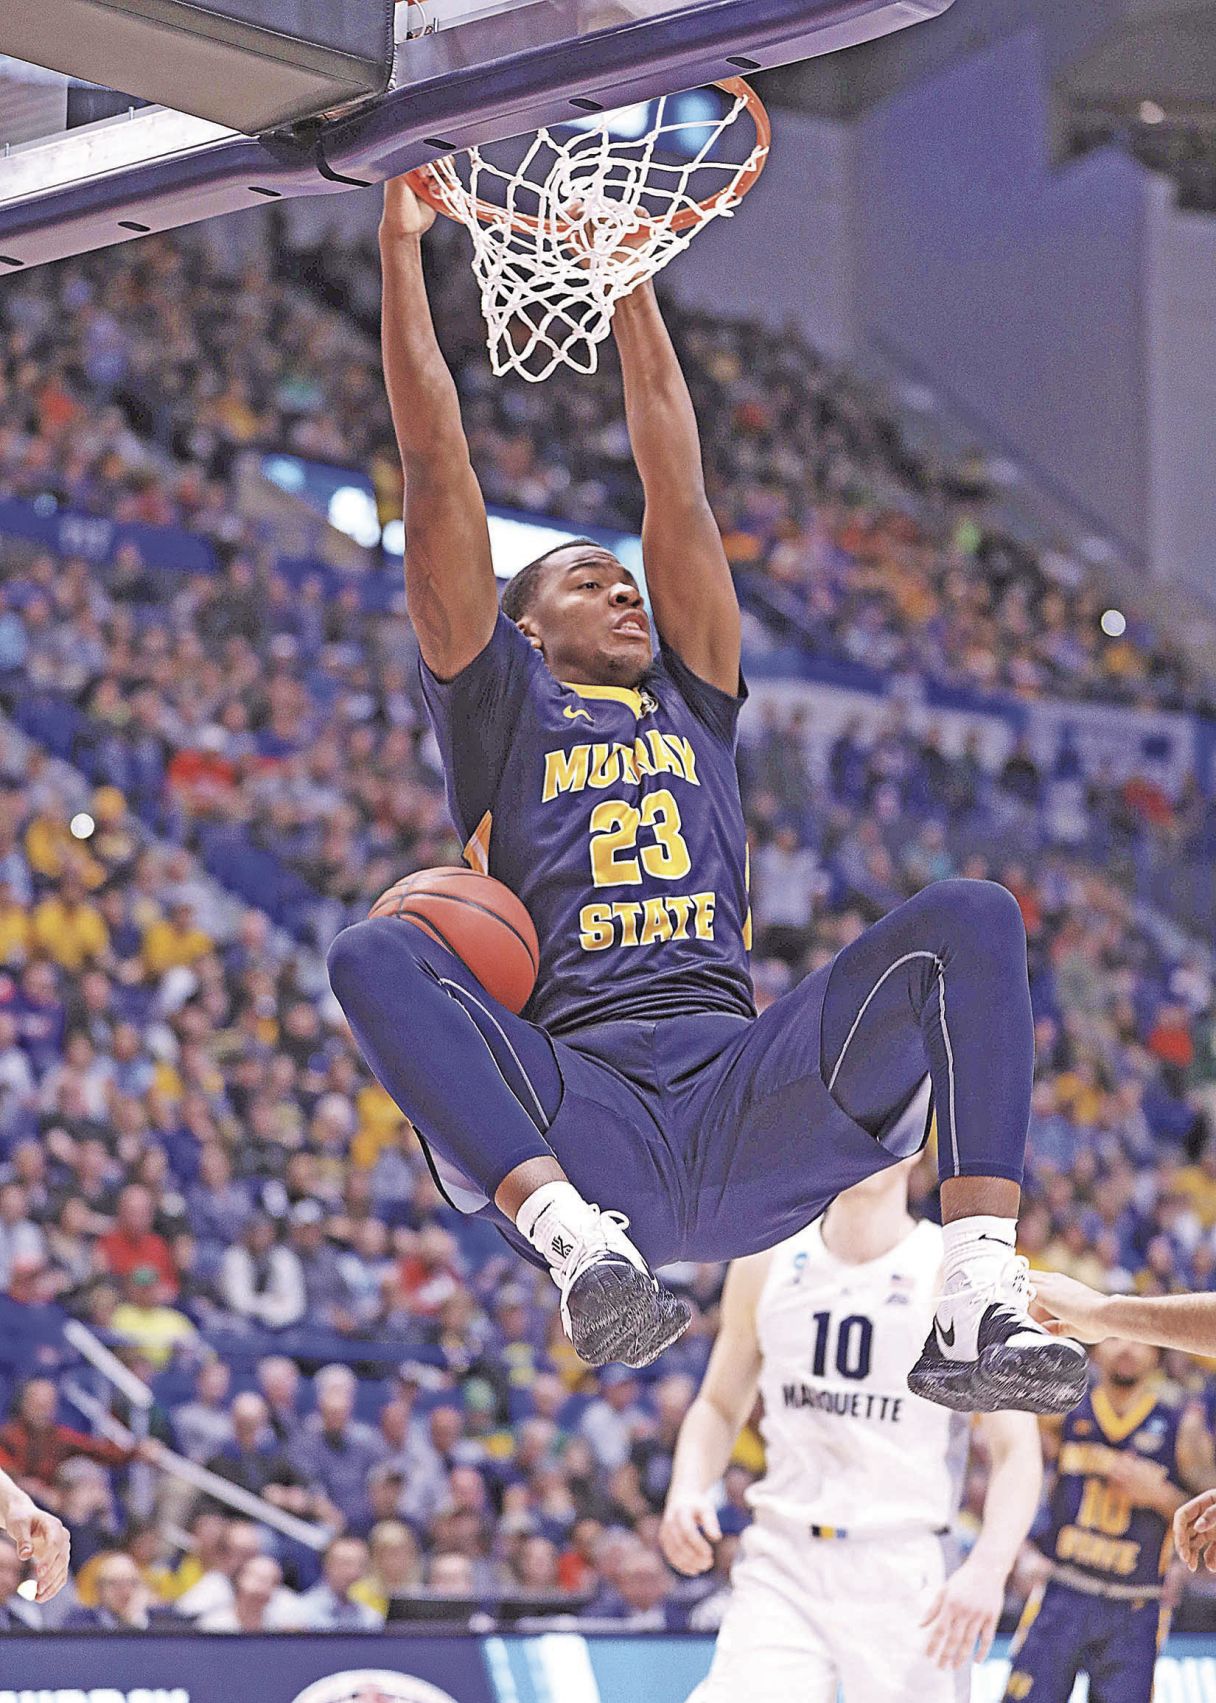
top-left (1034, 1271), bottom-right (1216, 1354)
top-left (612, 282), bottom-right (741, 696)
top-left (660, 1253), bottom-right (766, 1575)
top-left (380, 178), bottom-right (498, 680)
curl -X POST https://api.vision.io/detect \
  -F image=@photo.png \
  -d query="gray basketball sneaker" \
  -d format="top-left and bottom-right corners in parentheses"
top-left (908, 1254), bottom-right (1088, 1414)
top-left (548, 1206), bottom-right (691, 1369)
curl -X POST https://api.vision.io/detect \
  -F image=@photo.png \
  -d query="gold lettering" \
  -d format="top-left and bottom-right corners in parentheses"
top-left (743, 842), bottom-right (752, 951)
top-left (669, 735), bottom-right (699, 785)
top-left (577, 889), bottom-right (722, 953)
top-left (633, 737), bottom-right (656, 778)
top-left (638, 789), bottom-right (692, 880)
top-left (692, 891), bottom-right (717, 940)
top-left (640, 898), bottom-right (674, 946)
top-left (1056, 1525), bottom-right (1139, 1576)
top-left (546, 737), bottom-right (700, 806)
top-left (1060, 1443), bottom-right (1119, 1477)
top-left (587, 743), bottom-right (621, 789)
top-left (611, 901), bottom-right (642, 947)
top-left (543, 745), bottom-right (590, 802)
top-left (578, 903), bottom-right (615, 952)
top-left (666, 895), bottom-right (694, 940)
top-left (646, 730), bottom-right (681, 777)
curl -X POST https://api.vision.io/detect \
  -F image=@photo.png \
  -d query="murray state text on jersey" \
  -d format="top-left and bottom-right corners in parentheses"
top-left (421, 614), bottom-right (755, 1034)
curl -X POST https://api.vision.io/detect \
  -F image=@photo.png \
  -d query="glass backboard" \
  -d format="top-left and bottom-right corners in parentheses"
top-left (0, 0), bottom-right (955, 271)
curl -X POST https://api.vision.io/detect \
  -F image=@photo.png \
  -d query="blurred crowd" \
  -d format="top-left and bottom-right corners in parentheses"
top-left (1, 215), bottom-right (1208, 717)
top-left (1, 215), bottom-right (1216, 1633)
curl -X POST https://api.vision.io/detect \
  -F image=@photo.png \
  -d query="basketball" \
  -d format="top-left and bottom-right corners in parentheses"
top-left (369, 867), bottom-right (540, 1014)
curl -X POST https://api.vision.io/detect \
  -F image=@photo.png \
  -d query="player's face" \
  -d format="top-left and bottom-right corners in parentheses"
top-left (1093, 1336), bottom-right (1159, 1390)
top-left (523, 547), bottom-right (653, 686)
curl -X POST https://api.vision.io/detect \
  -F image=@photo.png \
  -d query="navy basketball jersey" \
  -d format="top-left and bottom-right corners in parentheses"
top-left (421, 612), bottom-right (755, 1036)
top-left (1042, 1382), bottom-right (1184, 1591)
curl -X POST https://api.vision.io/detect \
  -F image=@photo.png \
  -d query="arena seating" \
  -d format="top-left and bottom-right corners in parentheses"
top-left (2, 222), bottom-right (1216, 1633)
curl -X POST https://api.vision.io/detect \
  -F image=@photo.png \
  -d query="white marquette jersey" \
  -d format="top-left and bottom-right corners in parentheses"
top-left (750, 1217), bottom-right (969, 1535)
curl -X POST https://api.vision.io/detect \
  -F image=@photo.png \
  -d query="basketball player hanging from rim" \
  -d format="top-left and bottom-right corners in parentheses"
top-left (327, 173), bottom-right (1086, 1410)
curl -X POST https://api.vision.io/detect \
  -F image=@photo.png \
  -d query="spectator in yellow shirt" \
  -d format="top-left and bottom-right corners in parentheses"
top-left (350, 1083), bottom-right (407, 1170)
top-left (110, 1267), bottom-right (198, 1369)
top-left (90, 786), bottom-right (140, 882)
top-left (30, 872), bottom-right (109, 972)
top-left (0, 878), bottom-right (31, 965)
top-left (1175, 1143), bottom-right (1216, 1231)
top-left (24, 811), bottom-right (104, 889)
top-left (141, 901), bottom-right (214, 977)
top-left (351, 1520), bottom-right (423, 1616)
top-left (1053, 1061), bottom-right (1106, 1129)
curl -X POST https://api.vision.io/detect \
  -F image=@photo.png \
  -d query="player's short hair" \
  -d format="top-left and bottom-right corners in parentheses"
top-left (501, 537), bottom-right (602, 623)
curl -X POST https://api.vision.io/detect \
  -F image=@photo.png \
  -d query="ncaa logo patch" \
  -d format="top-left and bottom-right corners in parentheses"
top-left (291, 1674), bottom-right (462, 1703)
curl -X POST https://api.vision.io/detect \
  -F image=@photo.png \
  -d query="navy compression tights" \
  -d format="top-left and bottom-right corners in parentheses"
top-left (327, 877), bottom-right (1032, 1202)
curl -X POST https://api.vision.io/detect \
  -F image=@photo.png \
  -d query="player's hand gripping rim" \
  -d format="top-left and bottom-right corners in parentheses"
top-left (381, 175), bottom-right (437, 241)
top-left (920, 1552), bottom-right (1003, 1670)
top-left (1176, 1488), bottom-right (1216, 1574)
top-left (659, 1491), bottom-right (722, 1576)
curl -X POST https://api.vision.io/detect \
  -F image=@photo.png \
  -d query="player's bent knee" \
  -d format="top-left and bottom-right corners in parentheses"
top-left (959, 876), bottom-right (1026, 947)
top-left (912, 877), bottom-right (1025, 955)
top-left (326, 923), bottom-right (373, 1003)
top-left (326, 917), bottom-right (426, 1004)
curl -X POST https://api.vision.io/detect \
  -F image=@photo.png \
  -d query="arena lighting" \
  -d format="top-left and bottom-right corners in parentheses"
top-left (69, 810), bottom-right (95, 838)
top-left (0, 1), bottom-right (956, 271)
top-left (565, 87), bottom-right (723, 155)
top-left (1101, 608), bottom-right (1128, 638)
top-left (327, 483), bottom-right (384, 549)
top-left (484, 512), bottom-right (648, 603)
top-left (261, 449), bottom-right (647, 595)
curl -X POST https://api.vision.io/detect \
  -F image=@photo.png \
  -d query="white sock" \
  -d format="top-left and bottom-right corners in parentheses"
top-left (942, 1215), bottom-right (1017, 1295)
top-left (515, 1180), bottom-right (597, 1270)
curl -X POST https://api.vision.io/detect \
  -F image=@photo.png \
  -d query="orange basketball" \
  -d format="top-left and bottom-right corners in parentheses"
top-left (369, 866), bottom-right (539, 1014)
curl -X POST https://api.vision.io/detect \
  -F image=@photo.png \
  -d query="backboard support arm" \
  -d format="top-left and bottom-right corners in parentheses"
top-left (0, 0), bottom-right (953, 270)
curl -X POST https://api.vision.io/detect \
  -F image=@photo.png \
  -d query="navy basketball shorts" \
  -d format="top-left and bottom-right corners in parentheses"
top-left (1003, 1580), bottom-right (1165, 1703)
top-left (403, 940), bottom-right (922, 1270)
top-left (330, 879), bottom-right (1029, 1269)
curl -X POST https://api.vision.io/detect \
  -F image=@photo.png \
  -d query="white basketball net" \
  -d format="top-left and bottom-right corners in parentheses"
top-left (415, 87), bottom-right (768, 382)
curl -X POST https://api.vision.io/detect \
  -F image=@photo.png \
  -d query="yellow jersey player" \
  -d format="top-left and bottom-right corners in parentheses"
top-left (1003, 1335), bottom-right (1210, 1703)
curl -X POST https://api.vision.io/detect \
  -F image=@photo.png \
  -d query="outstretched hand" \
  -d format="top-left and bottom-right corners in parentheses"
top-left (1176, 1490), bottom-right (1216, 1573)
top-left (0, 1488), bottom-right (71, 1602)
top-left (1030, 1271), bottom-right (1112, 1343)
top-left (382, 175), bottom-right (437, 240)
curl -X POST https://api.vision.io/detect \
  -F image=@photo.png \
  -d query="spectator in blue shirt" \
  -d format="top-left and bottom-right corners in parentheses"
top-left (186, 1144), bottom-right (251, 1258)
top-left (0, 593), bottom-right (28, 679)
top-left (295, 1535), bottom-right (383, 1631)
top-left (288, 1199), bottom-right (355, 1332)
top-left (289, 1364), bottom-right (386, 1534)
